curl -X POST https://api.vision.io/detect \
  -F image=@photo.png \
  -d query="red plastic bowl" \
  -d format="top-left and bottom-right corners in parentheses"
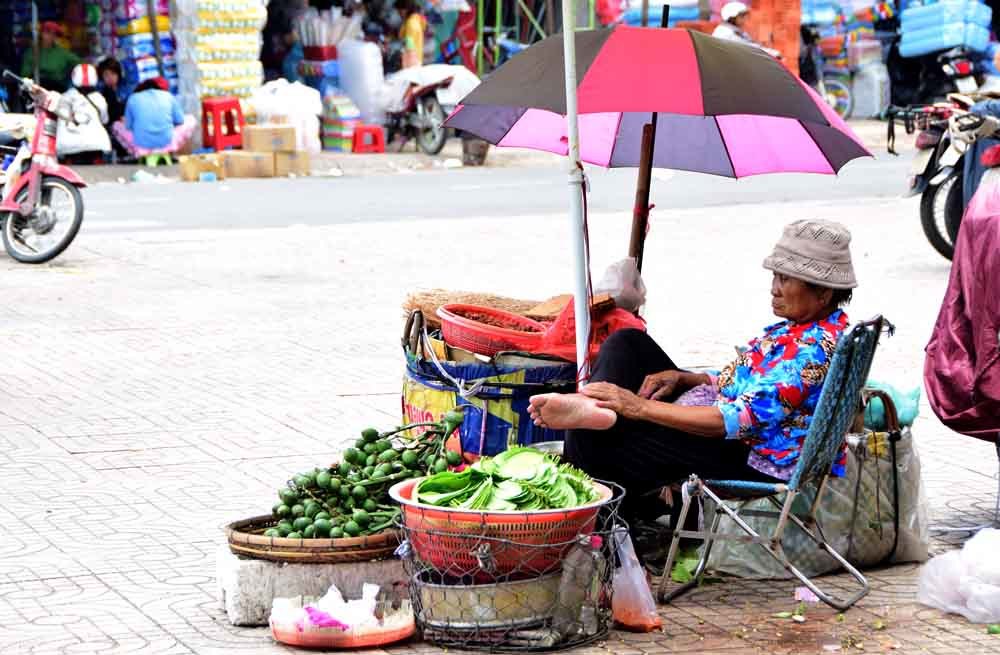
top-left (436, 304), bottom-right (545, 357)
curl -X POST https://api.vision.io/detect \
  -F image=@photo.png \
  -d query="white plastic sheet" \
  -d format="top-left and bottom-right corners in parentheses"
top-left (338, 39), bottom-right (386, 124)
top-left (919, 529), bottom-right (1000, 623)
top-left (247, 79), bottom-right (323, 153)
top-left (595, 257), bottom-right (647, 313)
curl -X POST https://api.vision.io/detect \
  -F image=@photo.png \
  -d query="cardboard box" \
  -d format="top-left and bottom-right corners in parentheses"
top-left (178, 154), bottom-right (225, 182)
top-left (242, 124), bottom-right (297, 153)
top-left (274, 151), bottom-right (311, 177)
top-left (223, 151), bottom-right (275, 178)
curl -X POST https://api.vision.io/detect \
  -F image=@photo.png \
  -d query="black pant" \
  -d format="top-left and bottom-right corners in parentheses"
top-left (563, 329), bottom-right (778, 520)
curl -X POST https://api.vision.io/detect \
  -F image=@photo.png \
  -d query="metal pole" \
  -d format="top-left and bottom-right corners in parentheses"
top-left (641, 0), bottom-right (649, 26)
top-left (494, 0), bottom-right (502, 66)
top-left (627, 5), bottom-right (669, 273)
top-left (561, 0), bottom-right (590, 383)
top-left (146, 0), bottom-right (166, 78)
top-left (477, 0), bottom-right (485, 75)
top-left (31, 2), bottom-right (39, 83)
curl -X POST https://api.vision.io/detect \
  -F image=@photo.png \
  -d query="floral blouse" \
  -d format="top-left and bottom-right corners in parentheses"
top-left (713, 310), bottom-right (849, 479)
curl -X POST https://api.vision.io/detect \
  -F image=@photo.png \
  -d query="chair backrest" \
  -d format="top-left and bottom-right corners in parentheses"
top-left (788, 316), bottom-right (888, 491)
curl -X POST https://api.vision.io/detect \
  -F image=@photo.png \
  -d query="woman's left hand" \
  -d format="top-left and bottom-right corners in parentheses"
top-left (581, 382), bottom-right (647, 420)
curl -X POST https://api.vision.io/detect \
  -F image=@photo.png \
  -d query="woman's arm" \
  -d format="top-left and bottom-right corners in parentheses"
top-left (581, 382), bottom-right (725, 437)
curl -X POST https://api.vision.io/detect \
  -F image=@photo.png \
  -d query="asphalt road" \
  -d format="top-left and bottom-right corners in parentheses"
top-left (83, 152), bottom-right (915, 233)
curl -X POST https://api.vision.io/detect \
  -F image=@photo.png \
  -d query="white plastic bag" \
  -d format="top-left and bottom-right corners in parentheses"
top-left (247, 80), bottom-right (323, 153)
top-left (918, 529), bottom-right (1000, 623)
top-left (595, 258), bottom-right (646, 313)
top-left (611, 527), bottom-right (662, 632)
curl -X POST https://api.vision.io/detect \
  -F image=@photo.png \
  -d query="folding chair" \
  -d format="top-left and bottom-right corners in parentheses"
top-left (656, 316), bottom-right (891, 611)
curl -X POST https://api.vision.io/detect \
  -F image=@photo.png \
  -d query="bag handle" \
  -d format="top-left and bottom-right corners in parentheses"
top-left (861, 388), bottom-right (902, 564)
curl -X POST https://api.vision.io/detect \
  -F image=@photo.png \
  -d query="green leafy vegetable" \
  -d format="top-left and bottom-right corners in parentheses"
top-left (414, 446), bottom-right (599, 510)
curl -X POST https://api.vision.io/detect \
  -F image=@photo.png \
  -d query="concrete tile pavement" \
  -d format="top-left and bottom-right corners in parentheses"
top-left (0, 185), bottom-right (998, 654)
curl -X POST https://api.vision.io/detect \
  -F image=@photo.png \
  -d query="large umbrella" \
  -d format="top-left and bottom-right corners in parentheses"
top-left (446, 21), bottom-right (871, 377)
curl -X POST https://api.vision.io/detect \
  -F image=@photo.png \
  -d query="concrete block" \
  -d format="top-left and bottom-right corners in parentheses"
top-left (216, 544), bottom-right (408, 626)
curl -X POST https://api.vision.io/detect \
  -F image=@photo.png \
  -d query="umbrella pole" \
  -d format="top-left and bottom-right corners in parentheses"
top-left (627, 5), bottom-right (670, 273)
top-left (561, 0), bottom-right (590, 383)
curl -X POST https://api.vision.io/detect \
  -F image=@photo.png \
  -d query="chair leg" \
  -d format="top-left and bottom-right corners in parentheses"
top-left (657, 478), bottom-right (698, 603)
top-left (781, 513), bottom-right (870, 611)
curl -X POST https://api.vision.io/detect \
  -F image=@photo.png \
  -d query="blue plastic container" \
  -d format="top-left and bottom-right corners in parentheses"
top-left (900, 0), bottom-right (993, 31)
top-left (801, 0), bottom-right (840, 26)
top-left (622, 4), bottom-right (699, 26)
top-left (899, 22), bottom-right (991, 57)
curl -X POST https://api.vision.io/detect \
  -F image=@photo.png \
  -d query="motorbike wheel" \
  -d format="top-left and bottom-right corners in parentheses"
top-left (822, 75), bottom-right (854, 119)
top-left (944, 173), bottom-right (964, 244)
top-left (2, 176), bottom-right (84, 264)
top-left (919, 174), bottom-right (961, 260)
top-left (415, 96), bottom-right (448, 156)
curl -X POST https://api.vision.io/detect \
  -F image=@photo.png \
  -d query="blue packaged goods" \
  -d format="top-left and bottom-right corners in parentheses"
top-left (801, 0), bottom-right (840, 25)
top-left (403, 350), bottom-right (575, 457)
top-left (900, 0), bottom-right (992, 31)
top-left (622, 4), bottom-right (699, 26)
top-left (117, 33), bottom-right (176, 59)
top-left (899, 22), bottom-right (991, 57)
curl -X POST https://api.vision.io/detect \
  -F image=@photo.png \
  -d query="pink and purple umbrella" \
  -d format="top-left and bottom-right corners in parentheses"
top-left (446, 25), bottom-right (871, 178)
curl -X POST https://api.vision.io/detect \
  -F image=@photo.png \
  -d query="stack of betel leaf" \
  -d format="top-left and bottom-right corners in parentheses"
top-left (415, 446), bottom-right (599, 511)
top-left (264, 410), bottom-right (465, 540)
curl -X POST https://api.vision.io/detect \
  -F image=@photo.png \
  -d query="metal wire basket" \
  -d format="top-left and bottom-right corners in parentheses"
top-left (390, 478), bottom-right (616, 580)
top-left (397, 483), bottom-right (623, 652)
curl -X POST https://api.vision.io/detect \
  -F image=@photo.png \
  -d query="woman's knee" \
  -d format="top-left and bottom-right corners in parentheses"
top-left (600, 328), bottom-right (652, 355)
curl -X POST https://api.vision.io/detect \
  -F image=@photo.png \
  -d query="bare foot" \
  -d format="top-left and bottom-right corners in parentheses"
top-left (528, 393), bottom-right (617, 431)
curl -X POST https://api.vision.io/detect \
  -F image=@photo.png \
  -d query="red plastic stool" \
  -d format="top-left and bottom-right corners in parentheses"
top-left (201, 96), bottom-right (245, 151)
top-left (352, 125), bottom-right (385, 154)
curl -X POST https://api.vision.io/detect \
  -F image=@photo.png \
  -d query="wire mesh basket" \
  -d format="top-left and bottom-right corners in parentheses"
top-left (390, 478), bottom-right (616, 581)
top-left (397, 482), bottom-right (624, 652)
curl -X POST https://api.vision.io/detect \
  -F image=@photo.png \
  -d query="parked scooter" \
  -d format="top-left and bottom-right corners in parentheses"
top-left (381, 64), bottom-right (481, 155)
top-left (888, 95), bottom-right (1000, 259)
top-left (0, 71), bottom-right (85, 263)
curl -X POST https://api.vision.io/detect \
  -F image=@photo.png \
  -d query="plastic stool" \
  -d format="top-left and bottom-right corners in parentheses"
top-left (201, 96), bottom-right (245, 152)
top-left (142, 153), bottom-right (173, 167)
top-left (352, 125), bottom-right (385, 154)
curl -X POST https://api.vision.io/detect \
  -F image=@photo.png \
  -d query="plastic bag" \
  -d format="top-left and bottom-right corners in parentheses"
top-left (595, 257), bottom-right (646, 313)
top-left (918, 529), bottom-right (1000, 623)
top-left (611, 527), bottom-right (662, 632)
top-left (247, 80), bottom-right (323, 153)
top-left (863, 379), bottom-right (921, 429)
top-left (706, 428), bottom-right (929, 579)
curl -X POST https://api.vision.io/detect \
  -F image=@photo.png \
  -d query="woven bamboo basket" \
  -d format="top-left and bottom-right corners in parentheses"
top-left (226, 515), bottom-right (401, 564)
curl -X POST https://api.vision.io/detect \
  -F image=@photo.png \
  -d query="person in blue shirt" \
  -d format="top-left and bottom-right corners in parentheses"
top-left (111, 77), bottom-right (195, 158)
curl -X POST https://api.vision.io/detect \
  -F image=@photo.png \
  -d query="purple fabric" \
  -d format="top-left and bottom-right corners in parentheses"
top-left (924, 174), bottom-right (1000, 440)
top-left (674, 383), bottom-right (719, 407)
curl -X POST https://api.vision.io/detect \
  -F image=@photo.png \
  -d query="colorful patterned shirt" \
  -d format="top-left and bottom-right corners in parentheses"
top-left (715, 310), bottom-right (849, 479)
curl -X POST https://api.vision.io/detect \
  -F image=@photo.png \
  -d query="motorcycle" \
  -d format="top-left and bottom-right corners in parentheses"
top-left (889, 96), bottom-right (1000, 259)
top-left (380, 64), bottom-right (481, 155)
top-left (0, 70), bottom-right (85, 264)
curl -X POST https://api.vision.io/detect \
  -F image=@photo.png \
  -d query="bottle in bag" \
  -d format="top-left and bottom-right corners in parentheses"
top-left (552, 535), bottom-right (602, 639)
top-left (611, 526), bottom-right (663, 632)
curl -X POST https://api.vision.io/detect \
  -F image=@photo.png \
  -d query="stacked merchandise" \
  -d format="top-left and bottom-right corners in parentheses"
top-left (802, 0), bottom-right (842, 25)
top-left (83, 1), bottom-right (104, 59)
top-left (295, 10), bottom-right (361, 97)
top-left (116, 0), bottom-right (177, 93)
top-left (173, 0), bottom-right (267, 116)
top-left (321, 94), bottom-right (361, 152)
top-left (899, 0), bottom-right (993, 58)
top-left (621, 0), bottom-right (699, 26)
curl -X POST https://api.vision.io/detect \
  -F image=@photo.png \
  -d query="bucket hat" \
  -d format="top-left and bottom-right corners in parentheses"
top-left (763, 219), bottom-right (857, 289)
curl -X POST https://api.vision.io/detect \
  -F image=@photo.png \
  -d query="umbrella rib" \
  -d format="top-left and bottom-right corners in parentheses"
top-left (800, 120), bottom-right (838, 174)
top-left (713, 116), bottom-right (737, 179)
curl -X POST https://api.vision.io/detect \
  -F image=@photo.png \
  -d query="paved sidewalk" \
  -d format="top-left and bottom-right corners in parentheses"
top-left (0, 186), bottom-right (997, 654)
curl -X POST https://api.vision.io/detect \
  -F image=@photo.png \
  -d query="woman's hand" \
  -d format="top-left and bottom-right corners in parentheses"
top-left (580, 382), bottom-right (647, 420)
top-left (638, 370), bottom-right (683, 401)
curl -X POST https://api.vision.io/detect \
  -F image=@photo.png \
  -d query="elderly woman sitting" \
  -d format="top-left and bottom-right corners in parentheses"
top-left (529, 219), bottom-right (857, 527)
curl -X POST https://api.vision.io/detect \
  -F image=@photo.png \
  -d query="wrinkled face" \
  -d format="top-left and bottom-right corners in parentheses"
top-left (101, 69), bottom-right (119, 88)
top-left (770, 273), bottom-right (832, 324)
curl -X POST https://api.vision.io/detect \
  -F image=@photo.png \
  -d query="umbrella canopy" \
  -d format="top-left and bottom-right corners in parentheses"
top-left (446, 25), bottom-right (871, 177)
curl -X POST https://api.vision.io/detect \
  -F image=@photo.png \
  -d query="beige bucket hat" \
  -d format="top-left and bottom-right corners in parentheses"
top-left (762, 219), bottom-right (857, 289)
